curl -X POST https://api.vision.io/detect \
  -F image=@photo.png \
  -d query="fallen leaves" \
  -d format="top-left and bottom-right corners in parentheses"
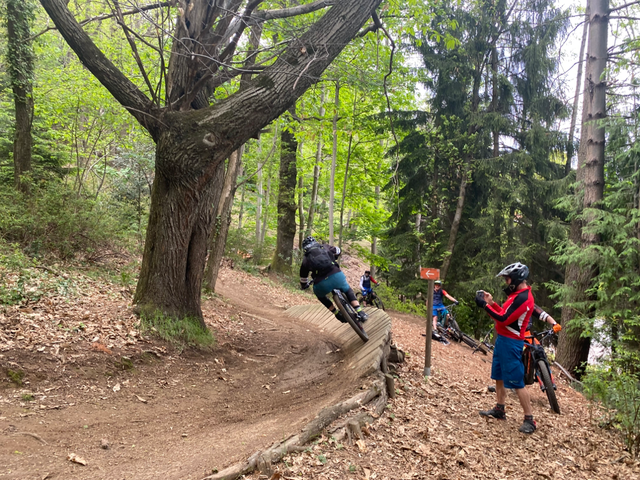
top-left (67, 453), bottom-right (87, 466)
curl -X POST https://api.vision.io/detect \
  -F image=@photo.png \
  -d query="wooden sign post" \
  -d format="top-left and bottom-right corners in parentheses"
top-left (420, 268), bottom-right (440, 377)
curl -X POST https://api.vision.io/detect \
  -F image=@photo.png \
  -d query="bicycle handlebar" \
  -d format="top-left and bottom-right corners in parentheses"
top-left (525, 329), bottom-right (555, 340)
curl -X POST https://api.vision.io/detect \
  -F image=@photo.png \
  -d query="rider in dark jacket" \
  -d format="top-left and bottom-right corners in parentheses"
top-left (299, 236), bottom-right (368, 323)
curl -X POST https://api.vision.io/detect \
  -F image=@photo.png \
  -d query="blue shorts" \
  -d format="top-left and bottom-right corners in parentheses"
top-left (362, 287), bottom-right (372, 296)
top-left (313, 271), bottom-right (351, 298)
top-left (491, 335), bottom-right (525, 389)
top-left (433, 305), bottom-right (448, 318)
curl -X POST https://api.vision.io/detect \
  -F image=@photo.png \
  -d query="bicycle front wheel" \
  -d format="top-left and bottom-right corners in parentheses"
top-left (537, 360), bottom-right (560, 414)
top-left (373, 296), bottom-right (385, 311)
top-left (334, 292), bottom-right (369, 343)
top-left (460, 333), bottom-right (479, 350)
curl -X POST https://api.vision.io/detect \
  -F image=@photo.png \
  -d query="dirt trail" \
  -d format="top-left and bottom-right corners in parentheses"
top-left (0, 267), bottom-right (361, 480)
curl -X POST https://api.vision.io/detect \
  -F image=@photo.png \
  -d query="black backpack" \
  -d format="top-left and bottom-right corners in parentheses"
top-left (305, 245), bottom-right (334, 274)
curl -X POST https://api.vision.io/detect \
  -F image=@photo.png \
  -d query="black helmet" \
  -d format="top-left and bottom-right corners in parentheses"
top-left (497, 262), bottom-right (529, 293)
top-left (434, 280), bottom-right (442, 285)
top-left (302, 236), bottom-right (318, 252)
top-left (364, 270), bottom-right (370, 275)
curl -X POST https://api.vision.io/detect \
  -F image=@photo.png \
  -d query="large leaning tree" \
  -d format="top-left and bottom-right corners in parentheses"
top-left (39, 0), bottom-right (384, 327)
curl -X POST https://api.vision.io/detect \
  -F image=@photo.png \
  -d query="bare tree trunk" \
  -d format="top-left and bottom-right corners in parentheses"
top-left (557, 0), bottom-right (608, 376)
top-left (7, 0), bottom-right (35, 194)
top-left (272, 117), bottom-right (298, 273)
top-left (260, 157), bottom-right (273, 247)
top-left (204, 149), bottom-right (243, 292)
top-left (256, 136), bottom-right (264, 245)
top-left (238, 179), bottom-right (246, 230)
top-left (329, 82), bottom-right (340, 244)
top-left (306, 87), bottom-right (326, 237)
top-left (566, 4), bottom-right (590, 175)
top-left (339, 90), bottom-right (356, 248)
top-left (298, 169), bottom-right (305, 249)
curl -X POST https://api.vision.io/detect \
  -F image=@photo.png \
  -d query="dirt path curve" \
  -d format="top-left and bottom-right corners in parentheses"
top-left (0, 268), bottom-right (362, 480)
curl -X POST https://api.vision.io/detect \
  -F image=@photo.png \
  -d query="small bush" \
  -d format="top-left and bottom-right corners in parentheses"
top-left (0, 182), bottom-right (137, 260)
top-left (7, 369), bottom-right (24, 387)
top-left (140, 311), bottom-right (215, 349)
top-left (583, 366), bottom-right (640, 457)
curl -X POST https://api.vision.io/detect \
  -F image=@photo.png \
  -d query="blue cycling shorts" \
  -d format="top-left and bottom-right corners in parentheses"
top-left (361, 287), bottom-right (372, 296)
top-left (491, 335), bottom-right (525, 389)
top-left (432, 304), bottom-right (448, 318)
top-left (313, 271), bottom-right (351, 299)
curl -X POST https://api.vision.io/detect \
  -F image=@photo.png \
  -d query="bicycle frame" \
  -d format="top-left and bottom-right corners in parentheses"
top-left (525, 331), bottom-right (556, 392)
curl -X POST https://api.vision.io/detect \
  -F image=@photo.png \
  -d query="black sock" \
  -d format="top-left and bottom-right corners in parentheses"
top-left (524, 414), bottom-right (535, 423)
top-left (496, 404), bottom-right (505, 411)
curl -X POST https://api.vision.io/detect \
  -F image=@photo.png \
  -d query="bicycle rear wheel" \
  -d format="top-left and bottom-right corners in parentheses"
top-left (334, 291), bottom-right (369, 343)
top-left (537, 360), bottom-right (560, 414)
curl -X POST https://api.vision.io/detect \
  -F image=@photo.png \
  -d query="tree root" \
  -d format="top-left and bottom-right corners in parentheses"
top-left (202, 378), bottom-right (384, 480)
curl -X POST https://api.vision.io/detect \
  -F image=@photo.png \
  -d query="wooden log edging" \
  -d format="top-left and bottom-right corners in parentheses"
top-left (201, 306), bottom-right (393, 480)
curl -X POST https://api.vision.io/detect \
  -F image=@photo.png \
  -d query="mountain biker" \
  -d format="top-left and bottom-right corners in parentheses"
top-left (475, 262), bottom-right (537, 434)
top-left (359, 270), bottom-right (379, 306)
top-left (299, 236), bottom-right (368, 324)
top-left (488, 305), bottom-right (562, 392)
top-left (431, 280), bottom-right (458, 331)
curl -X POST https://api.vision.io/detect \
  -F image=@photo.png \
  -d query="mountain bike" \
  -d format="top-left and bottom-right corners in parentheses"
top-left (357, 288), bottom-right (385, 310)
top-left (333, 289), bottom-right (369, 343)
top-left (436, 306), bottom-right (485, 353)
top-left (524, 329), bottom-right (560, 414)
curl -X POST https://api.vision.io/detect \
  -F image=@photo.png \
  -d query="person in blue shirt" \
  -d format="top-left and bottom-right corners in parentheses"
top-left (431, 280), bottom-right (458, 331)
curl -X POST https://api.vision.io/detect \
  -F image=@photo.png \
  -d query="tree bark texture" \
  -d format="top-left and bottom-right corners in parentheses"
top-left (557, 0), bottom-right (608, 376)
top-left (566, 4), bottom-right (590, 176)
top-left (7, 0), bottom-right (35, 193)
top-left (41, 0), bottom-right (384, 321)
top-left (329, 81), bottom-right (340, 244)
top-left (306, 87), bottom-right (326, 237)
top-left (203, 148), bottom-right (243, 292)
top-left (272, 127), bottom-right (298, 273)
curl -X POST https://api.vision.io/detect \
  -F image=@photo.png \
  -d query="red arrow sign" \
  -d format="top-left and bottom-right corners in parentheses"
top-left (420, 268), bottom-right (440, 280)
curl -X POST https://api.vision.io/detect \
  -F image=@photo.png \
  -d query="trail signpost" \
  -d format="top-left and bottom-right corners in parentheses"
top-left (421, 268), bottom-right (440, 376)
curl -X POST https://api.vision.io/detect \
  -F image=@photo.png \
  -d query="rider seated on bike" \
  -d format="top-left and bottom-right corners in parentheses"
top-left (359, 270), bottom-right (378, 306)
top-left (299, 236), bottom-right (368, 323)
top-left (431, 280), bottom-right (458, 331)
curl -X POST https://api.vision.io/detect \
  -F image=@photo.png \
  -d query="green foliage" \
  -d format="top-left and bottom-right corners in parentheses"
top-left (140, 311), bottom-right (215, 349)
top-left (583, 366), bottom-right (640, 457)
top-left (0, 182), bottom-right (136, 259)
top-left (6, 369), bottom-right (24, 387)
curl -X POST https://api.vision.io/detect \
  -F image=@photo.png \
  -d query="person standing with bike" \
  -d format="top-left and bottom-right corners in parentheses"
top-left (475, 262), bottom-right (537, 434)
top-left (299, 236), bottom-right (368, 324)
top-left (431, 280), bottom-right (458, 332)
top-left (359, 270), bottom-right (378, 306)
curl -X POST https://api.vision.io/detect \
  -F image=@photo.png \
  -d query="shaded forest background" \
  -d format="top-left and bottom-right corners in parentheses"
top-left (2, 0), bottom-right (640, 455)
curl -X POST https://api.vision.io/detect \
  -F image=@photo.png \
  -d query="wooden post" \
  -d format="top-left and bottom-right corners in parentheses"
top-left (424, 279), bottom-right (434, 376)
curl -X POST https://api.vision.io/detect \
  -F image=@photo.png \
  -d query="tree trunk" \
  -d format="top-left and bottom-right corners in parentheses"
top-left (7, 0), bottom-right (35, 193)
top-left (329, 81), bottom-right (340, 244)
top-left (134, 124), bottom-right (226, 326)
top-left (41, 0), bottom-right (385, 322)
top-left (566, 4), bottom-right (590, 176)
top-left (306, 87), bottom-right (326, 237)
top-left (339, 90), bottom-right (357, 248)
top-left (272, 121), bottom-right (298, 273)
top-left (256, 136), bottom-right (264, 245)
top-left (203, 148), bottom-right (243, 292)
top-left (557, 0), bottom-right (608, 376)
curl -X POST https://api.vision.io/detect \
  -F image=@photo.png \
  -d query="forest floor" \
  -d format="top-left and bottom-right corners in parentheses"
top-left (1, 255), bottom-right (639, 480)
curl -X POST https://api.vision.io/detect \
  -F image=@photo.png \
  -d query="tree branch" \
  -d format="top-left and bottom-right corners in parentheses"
top-left (32, 1), bottom-right (172, 40)
top-left (610, 0), bottom-right (640, 12)
top-left (248, 0), bottom-right (337, 26)
top-left (111, 0), bottom-right (158, 105)
top-left (39, 0), bottom-right (159, 137)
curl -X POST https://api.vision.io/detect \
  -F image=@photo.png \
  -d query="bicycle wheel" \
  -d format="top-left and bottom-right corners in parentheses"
top-left (356, 291), bottom-right (364, 304)
top-left (473, 342), bottom-right (490, 355)
top-left (537, 360), bottom-right (560, 414)
top-left (334, 292), bottom-right (369, 343)
top-left (373, 295), bottom-right (385, 311)
top-left (460, 333), bottom-right (479, 350)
